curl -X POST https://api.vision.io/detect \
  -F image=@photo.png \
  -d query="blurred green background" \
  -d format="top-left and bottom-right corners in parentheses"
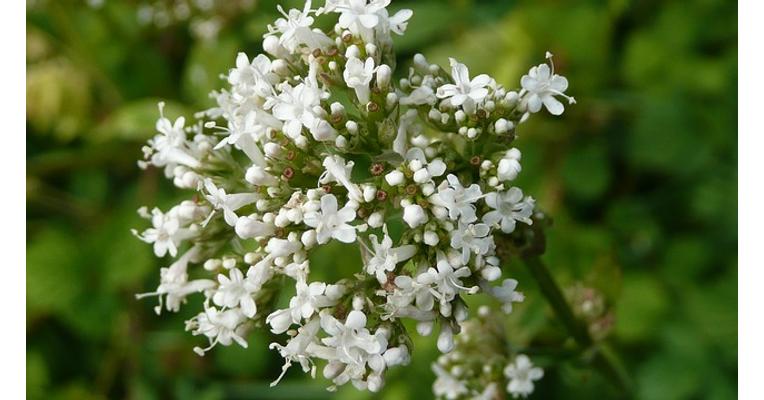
top-left (26, 0), bottom-right (737, 399)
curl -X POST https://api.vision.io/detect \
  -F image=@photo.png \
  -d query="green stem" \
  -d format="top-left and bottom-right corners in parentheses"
top-left (523, 256), bottom-right (633, 397)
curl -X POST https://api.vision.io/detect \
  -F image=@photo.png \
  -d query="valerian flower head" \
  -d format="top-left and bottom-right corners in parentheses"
top-left (134, 0), bottom-right (573, 395)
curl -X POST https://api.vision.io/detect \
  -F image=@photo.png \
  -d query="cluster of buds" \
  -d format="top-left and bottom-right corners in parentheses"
top-left (133, 0), bottom-right (574, 395)
top-left (432, 306), bottom-right (544, 399)
top-left (566, 283), bottom-right (614, 341)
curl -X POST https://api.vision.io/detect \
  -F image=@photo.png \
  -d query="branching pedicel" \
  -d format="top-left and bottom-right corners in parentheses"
top-left (133, 0), bottom-right (575, 397)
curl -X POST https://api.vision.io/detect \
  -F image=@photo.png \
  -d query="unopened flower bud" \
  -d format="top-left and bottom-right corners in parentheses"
top-left (246, 165), bottom-right (278, 186)
top-left (385, 170), bottom-right (405, 186)
top-left (294, 136), bottom-right (308, 149)
top-left (311, 119), bottom-right (337, 141)
top-left (383, 345), bottom-right (410, 367)
top-left (403, 204), bottom-right (428, 228)
top-left (413, 53), bottom-right (429, 71)
top-left (330, 102), bottom-right (345, 116)
top-left (416, 321), bottom-right (434, 336)
top-left (222, 258), bottom-right (237, 269)
top-left (368, 212), bottom-right (384, 228)
top-left (352, 295), bottom-right (365, 311)
top-left (345, 44), bottom-right (360, 59)
top-left (203, 258), bottom-right (221, 271)
top-left (376, 64), bottom-right (391, 90)
top-left (437, 325), bottom-right (454, 353)
top-left (385, 93), bottom-right (398, 110)
top-left (363, 185), bottom-right (377, 202)
top-left (263, 35), bottom-right (285, 58)
top-left (271, 59), bottom-right (290, 76)
top-left (421, 182), bottom-right (435, 196)
top-left (335, 135), bottom-right (347, 148)
top-left (481, 265), bottom-right (502, 281)
top-left (365, 43), bottom-right (377, 56)
top-left (423, 231), bottom-right (439, 246)
top-left (263, 142), bottom-right (282, 157)
top-left (235, 216), bottom-right (275, 239)
top-left (345, 120), bottom-right (359, 134)
top-left (497, 157), bottom-right (522, 181)
top-left (495, 118), bottom-right (510, 134)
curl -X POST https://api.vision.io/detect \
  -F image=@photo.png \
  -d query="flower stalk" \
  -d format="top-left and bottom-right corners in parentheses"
top-left (523, 255), bottom-right (633, 396)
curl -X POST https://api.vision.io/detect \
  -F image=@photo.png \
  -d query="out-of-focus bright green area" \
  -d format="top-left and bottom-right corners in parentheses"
top-left (26, 0), bottom-right (737, 399)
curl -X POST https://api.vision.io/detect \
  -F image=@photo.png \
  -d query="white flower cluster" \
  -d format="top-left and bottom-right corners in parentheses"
top-left (134, 0), bottom-right (572, 394)
top-left (432, 306), bottom-right (544, 399)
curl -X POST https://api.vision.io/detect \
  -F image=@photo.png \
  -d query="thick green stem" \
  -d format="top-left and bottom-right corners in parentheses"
top-left (523, 256), bottom-right (633, 397)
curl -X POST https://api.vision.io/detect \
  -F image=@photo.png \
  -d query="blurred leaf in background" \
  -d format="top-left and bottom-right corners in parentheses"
top-left (26, 0), bottom-right (737, 399)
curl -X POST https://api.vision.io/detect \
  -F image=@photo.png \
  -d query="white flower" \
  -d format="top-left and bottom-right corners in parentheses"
top-left (431, 363), bottom-right (468, 399)
top-left (406, 148), bottom-right (446, 184)
top-left (504, 354), bottom-right (543, 398)
top-left (482, 279), bottom-right (525, 314)
top-left (431, 174), bottom-right (483, 223)
top-left (267, 0), bottom-right (332, 52)
top-left (363, 225), bottom-right (417, 283)
top-left (143, 103), bottom-right (201, 170)
top-left (320, 155), bottom-right (363, 202)
top-left (215, 111), bottom-right (275, 157)
top-left (520, 53), bottom-right (575, 115)
top-left (450, 222), bottom-right (493, 264)
top-left (271, 81), bottom-right (322, 139)
top-left (332, 0), bottom-right (390, 31)
top-left (189, 306), bottom-right (249, 355)
top-left (203, 179), bottom-right (259, 226)
top-left (132, 207), bottom-right (195, 257)
top-left (383, 7), bottom-right (413, 35)
top-left (320, 310), bottom-right (388, 388)
top-left (227, 52), bottom-right (277, 99)
top-left (402, 204), bottom-right (428, 228)
top-left (303, 194), bottom-right (357, 244)
top-left (419, 252), bottom-right (475, 313)
top-left (136, 246), bottom-right (215, 314)
top-left (344, 57), bottom-right (376, 104)
top-left (436, 58), bottom-right (491, 112)
top-left (212, 267), bottom-right (262, 317)
top-left (266, 279), bottom-right (341, 333)
top-left (269, 317), bottom-right (322, 386)
top-left (483, 188), bottom-right (535, 234)
top-left (385, 273), bottom-right (437, 317)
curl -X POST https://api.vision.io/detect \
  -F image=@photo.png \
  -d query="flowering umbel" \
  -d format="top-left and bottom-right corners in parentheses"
top-left (134, 0), bottom-right (573, 396)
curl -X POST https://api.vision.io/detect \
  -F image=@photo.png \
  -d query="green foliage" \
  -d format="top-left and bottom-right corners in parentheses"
top-left (26, 0), bottom-right (737, 398)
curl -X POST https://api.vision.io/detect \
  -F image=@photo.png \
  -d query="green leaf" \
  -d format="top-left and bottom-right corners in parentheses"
top-left (27, 228), bottom-right (83, 318)
top-left (27, 351), bottom-right (49, 400)
top-left (613, 275), bottom-right (669, 342)
top-left (561, 142), bottom-right (611, 200)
